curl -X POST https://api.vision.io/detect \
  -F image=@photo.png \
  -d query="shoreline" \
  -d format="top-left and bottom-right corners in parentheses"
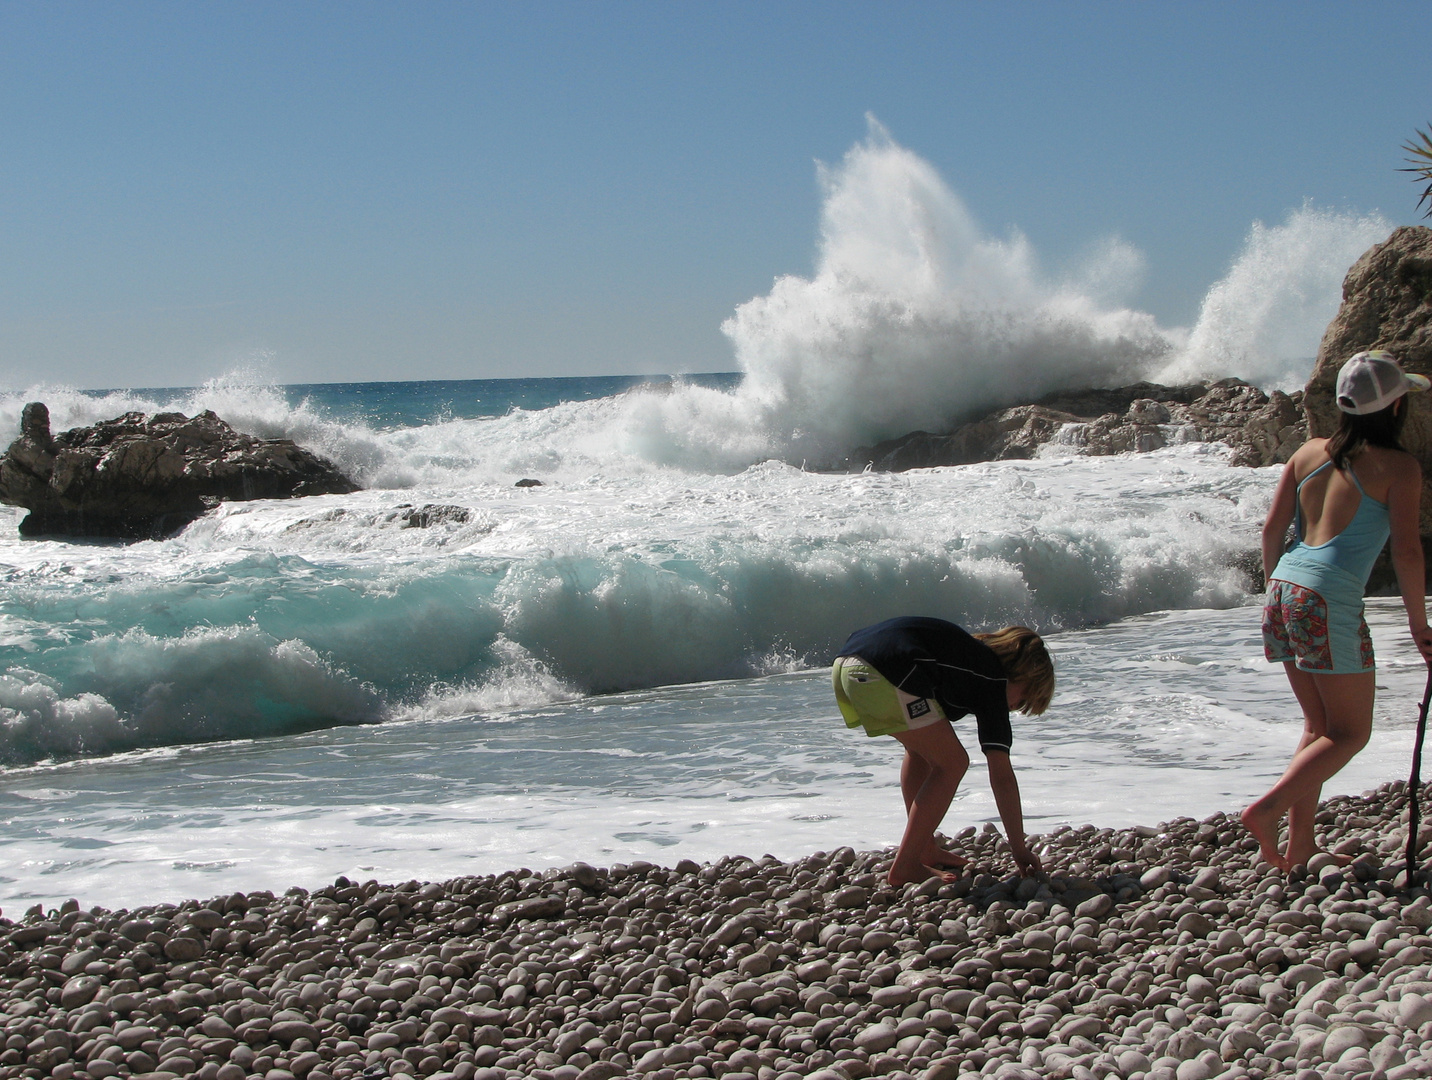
top-left (2, 784), bottom-right (1431, 1080)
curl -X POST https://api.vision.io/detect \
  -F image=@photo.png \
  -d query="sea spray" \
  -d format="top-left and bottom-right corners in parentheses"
top-left (628, 118), bottom-right (1172, 468)
top-left (0, 125), bottom-right (1398, 767)
top-left (1159, 201), bottom-right (1392, 389)
top-left (610, 122), bottom-right (1386, 471)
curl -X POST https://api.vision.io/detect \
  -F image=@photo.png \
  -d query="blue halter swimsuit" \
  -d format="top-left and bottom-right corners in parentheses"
top-left (1263, 460), bottom-right (1389, 673)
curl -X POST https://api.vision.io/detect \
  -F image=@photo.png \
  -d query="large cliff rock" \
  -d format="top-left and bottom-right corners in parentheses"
top-left (1304, 225), bottom-right (1432, 530)
top-left (0, 404), bottom-right (360, 539)
top-left (852, 379), bottom-right (1306, 472)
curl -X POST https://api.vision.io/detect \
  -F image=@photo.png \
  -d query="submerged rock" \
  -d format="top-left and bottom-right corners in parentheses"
top-left (0, 403), bottom-right (360, 539)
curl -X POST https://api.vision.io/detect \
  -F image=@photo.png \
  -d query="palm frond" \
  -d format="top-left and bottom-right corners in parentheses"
top-left (1401, 123), bottom-right (1432, 218)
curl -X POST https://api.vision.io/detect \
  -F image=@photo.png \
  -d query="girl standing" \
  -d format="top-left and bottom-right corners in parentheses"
top-left (1245, 350), bottom-right (1432, 870)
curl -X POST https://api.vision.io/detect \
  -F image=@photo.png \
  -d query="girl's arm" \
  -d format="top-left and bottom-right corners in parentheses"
top-left (1386, 453), bottom-right (1432, 658)
top-left (1261, 458), bottom-right (1302, 586)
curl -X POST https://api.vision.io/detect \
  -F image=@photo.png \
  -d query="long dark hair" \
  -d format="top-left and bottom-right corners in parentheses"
top-left (1327, 400), bottom-right (1407, 471)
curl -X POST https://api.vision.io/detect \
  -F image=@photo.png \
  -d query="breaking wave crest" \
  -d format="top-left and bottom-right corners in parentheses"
top-left (0, 447), bottom-right (1270, 765)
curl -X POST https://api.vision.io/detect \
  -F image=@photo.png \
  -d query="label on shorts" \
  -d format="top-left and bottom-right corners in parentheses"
top-left (905, 698), bottom-right (931, 720)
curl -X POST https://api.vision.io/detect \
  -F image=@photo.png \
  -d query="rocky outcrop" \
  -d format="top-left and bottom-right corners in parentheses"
top-left (852, 379), bottom-right (1306, 472)
top-left (0, 404), bottom-right (360, 539)
top-left (1305, 225), bottom-right (1432, 530)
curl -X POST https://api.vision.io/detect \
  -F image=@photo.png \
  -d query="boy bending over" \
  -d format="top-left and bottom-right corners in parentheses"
top-left (833, 616), bottom-right (1054, 886)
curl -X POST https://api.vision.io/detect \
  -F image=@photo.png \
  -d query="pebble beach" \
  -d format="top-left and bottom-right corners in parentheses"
top-left (5, 783), bottom-right (1432, 1080)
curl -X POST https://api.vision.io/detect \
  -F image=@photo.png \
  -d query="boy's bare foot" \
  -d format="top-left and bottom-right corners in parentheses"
top-left (1240, 804), bottom-right (1289, 872)
top-left (887, 864), bottom-right (960, 887)
top-left (923, 845), bottom-right (969, 871)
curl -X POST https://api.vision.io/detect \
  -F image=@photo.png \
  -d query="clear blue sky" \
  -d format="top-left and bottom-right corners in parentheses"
top-left (1, 1), bottom-right (1429, 390)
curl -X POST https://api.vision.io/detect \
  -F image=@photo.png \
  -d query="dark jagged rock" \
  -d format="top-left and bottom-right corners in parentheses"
top-left (1305, 225), bottom-right (1432, 531)
top-left (0, 404), bottom-right (360, 539)
top-left (851, 379), bottom-right (1306, 472)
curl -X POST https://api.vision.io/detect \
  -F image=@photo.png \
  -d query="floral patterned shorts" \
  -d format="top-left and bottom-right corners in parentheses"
top-left (1262, 579), bottom-right (1374, 674)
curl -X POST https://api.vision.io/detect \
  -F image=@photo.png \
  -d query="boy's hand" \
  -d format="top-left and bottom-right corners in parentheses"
top-left (1011, 843), bottom-right (1043, 877)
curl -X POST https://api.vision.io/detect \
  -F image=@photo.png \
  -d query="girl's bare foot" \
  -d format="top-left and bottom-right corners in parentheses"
top-left (1240, 804), bottom-right (1290, 872)
top-left (1289, 845), bottom-right (1354, 868)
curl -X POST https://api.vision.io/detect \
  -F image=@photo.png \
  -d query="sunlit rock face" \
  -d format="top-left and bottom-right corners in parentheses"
top-left (1305, 226), bottom-right (1432, 528)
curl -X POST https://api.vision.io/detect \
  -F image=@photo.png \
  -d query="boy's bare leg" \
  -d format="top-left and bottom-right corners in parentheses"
top-left (901, 750), bottom-right (968, 870)
top-left (889, 722), bottom-right (969, 886)
top-left (1242, 668), bottom-right (1374, 871)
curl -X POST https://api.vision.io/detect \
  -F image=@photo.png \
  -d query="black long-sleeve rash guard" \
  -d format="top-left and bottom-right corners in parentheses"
top-left (836, 616), bottom-right (1013, 753)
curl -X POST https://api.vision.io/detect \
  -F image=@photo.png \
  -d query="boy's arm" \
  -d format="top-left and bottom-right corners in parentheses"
top-left (986, 750), bottom-right (1042, 876)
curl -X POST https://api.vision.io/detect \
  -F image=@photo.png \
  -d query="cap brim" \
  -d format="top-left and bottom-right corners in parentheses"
top-left (1408, 373), bottom-right (1431, 392)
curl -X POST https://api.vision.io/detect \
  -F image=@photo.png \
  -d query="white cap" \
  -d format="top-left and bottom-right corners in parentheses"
top-left (1335, 350), bottom-right (1429, 415)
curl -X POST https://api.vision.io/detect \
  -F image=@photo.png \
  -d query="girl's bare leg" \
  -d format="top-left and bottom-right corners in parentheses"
top-left (889, 721), bottom-right (969, 886)
top-left (1242, 666), bottom-right (1374, 870)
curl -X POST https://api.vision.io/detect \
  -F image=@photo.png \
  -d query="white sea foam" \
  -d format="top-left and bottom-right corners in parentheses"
top-left (0, 442), bottom-right (1275, 764)
top-left (3, 600), bottom-right (1424, 913)
top-left (0, 123), bottom-right (1395, 776)
top-left (0, 626), bottom-right (381, 763)
top-left (391, 637), bottom-right (581, 721)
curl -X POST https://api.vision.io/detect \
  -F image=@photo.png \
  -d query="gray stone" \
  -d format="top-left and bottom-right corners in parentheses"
top-left (830, 886), bottom-right (870, 908)
top-left (1059, 1015), bottom-right (1106, 1041)
top-left (871, 985), bottom-right (914, 1007)
top-left (1174, 1060), bottom-right (1215, 1080)
top-left (163, 936), bottom-right (205, 962)
top-left (1321, 1025), bottom-right (1367, 1059)
top-left (1141, 866), bottom-right (1172, 890)
top-left (59, 975), bottom-right (101, 1008)
top-left (1074, 893), bottom-right (1113, 920)
top-left (1398, 992), bottom-right (1432, 1028)
top-left (270, 1019), bottom-right (321, 1045)
top-left (576, 1065), bottom-right (625, 1080)
top-left (854, 1023), bottom-right (899, 1053)
top-left (1191, 867), bottom-right (1220, 891)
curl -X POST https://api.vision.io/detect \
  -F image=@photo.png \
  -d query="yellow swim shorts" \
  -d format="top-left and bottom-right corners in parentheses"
top-left (832, 655), bottom-right (947, 738)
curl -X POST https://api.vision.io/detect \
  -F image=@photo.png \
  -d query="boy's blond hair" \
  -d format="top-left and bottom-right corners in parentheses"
top-left (973, 625), bottom-right (1054, 715)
